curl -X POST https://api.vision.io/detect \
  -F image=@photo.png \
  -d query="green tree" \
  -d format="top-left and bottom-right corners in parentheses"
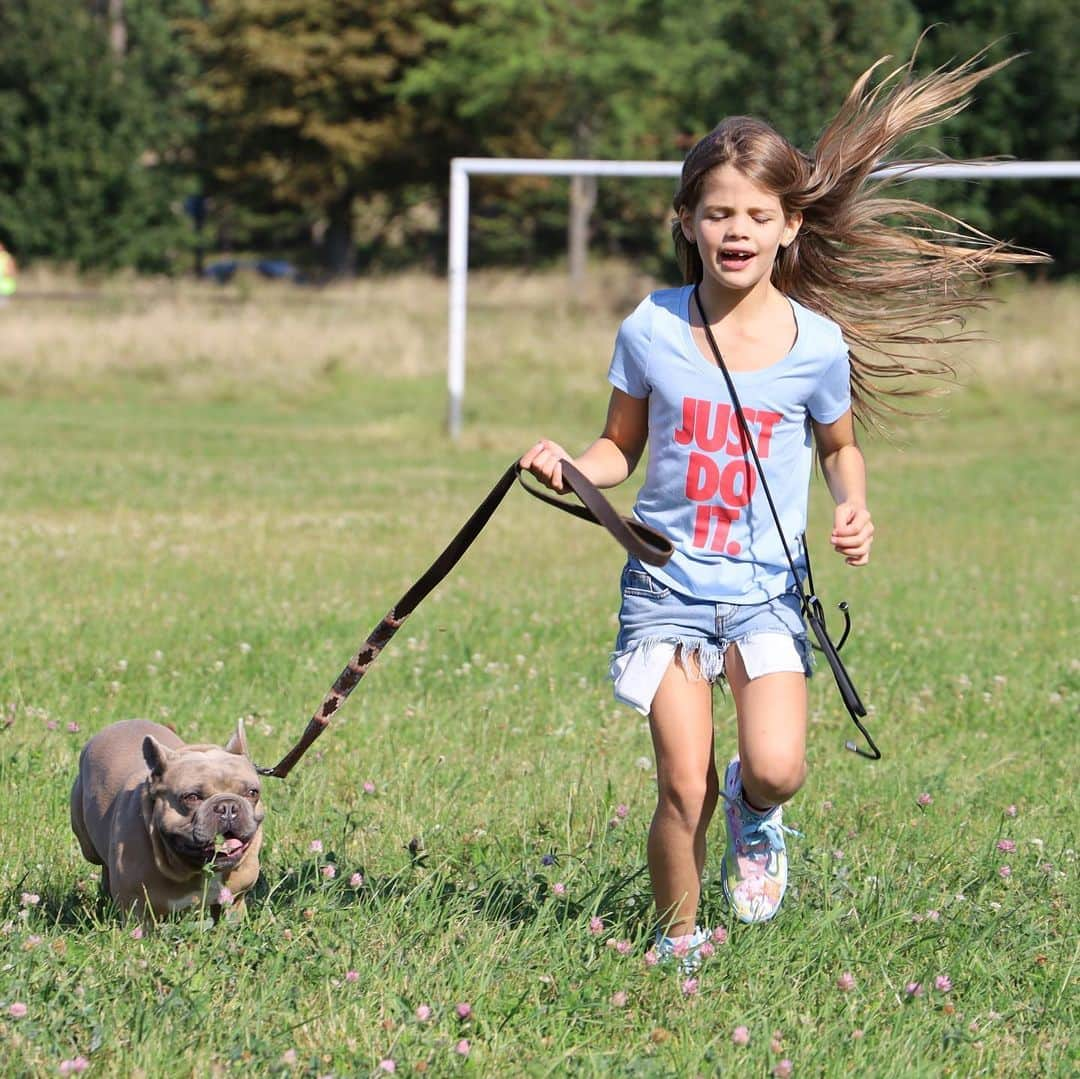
top-left (661, 0), bottom-right (921, 149)
top-left (0, 0), bottom-right (198, 271)
top-left (405, 0), bottom-right (678, 158)
top-left (642, 0), bottom-right (922, 274)
top-left (402, 0), bottom-right (729, 270)
top-left (908, 2), bottom-right (1079, 275)
top-left (186, 0), bottom-right (442, 276)
top-left (404, 0), bottom-right (923, 273)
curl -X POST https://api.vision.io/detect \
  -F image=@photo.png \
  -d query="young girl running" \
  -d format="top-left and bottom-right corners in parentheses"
top-left (521, 50), bottom-right (1040, 959)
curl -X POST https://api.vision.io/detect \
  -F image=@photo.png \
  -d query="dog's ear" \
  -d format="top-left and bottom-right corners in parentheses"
top-left (143, 736), bottom-right (176, 779)
top-left (224, 718), bottom-right (250, 759)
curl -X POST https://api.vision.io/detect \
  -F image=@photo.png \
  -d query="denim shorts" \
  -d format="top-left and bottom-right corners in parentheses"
top-left (610, 560), bottom-right (812, 715)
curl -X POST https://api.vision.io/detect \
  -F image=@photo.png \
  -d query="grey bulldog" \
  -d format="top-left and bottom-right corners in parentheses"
top-left (70, 718), bottom-right (265, 920)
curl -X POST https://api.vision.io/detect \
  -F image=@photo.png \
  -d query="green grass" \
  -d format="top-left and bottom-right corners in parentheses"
top-left (0, 276), bottom-right (1077, 1077)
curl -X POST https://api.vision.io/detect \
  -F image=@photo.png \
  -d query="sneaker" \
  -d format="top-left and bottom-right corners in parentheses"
top-left (720, 757), bottom-right (798, 923)
top-left (653, 925), bottom-right (709, 973)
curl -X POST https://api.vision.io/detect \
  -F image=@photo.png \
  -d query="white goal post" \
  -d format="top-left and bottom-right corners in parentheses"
top-left (447, 157), bottom-right (1080, 439)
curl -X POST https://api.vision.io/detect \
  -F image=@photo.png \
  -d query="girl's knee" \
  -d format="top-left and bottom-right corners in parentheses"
top-left (657, 770), bottom-right (718, 828)
top-left (742, 756), bottom-right (806, 806)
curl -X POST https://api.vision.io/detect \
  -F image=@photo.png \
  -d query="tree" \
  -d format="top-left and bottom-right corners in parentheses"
top-left (657, 0), bottom-right (921, 149)
top-left (401, 0), bottom-right (719, 272)
top-left (404, 0), bottom-right (925, 274)
top-left (0, 0), bottom-right (198, 271)
top-left (185, 0), bottom-right (441, 276)
top-left (907, 2), bottom-right (1079, 275)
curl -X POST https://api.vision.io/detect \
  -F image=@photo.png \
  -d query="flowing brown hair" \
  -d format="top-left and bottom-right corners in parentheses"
top-left (671, 48), bottom-right (1048, 426)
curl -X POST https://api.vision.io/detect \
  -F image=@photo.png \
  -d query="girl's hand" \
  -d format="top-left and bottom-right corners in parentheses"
top-left (831, 501), bottom-right (874, 566)
top-left (520, 439), bottom-right (572, 493)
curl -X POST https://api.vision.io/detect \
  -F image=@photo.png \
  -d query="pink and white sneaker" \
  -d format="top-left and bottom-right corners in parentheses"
top-left (653, 925), bottom-right (710, 973)
top-left (720, 757), bottom-right (798, 923)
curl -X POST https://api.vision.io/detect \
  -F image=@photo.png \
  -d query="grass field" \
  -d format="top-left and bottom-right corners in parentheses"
top-left (0, 269), bottom-right (1076, 1077)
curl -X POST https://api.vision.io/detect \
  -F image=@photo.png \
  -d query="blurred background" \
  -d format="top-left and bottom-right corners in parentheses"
top-left (0, 0), bottom-right (1076, 284)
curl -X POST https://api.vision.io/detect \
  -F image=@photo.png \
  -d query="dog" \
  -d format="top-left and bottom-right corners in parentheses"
top-left (70, 718), bottom-right (265, 920)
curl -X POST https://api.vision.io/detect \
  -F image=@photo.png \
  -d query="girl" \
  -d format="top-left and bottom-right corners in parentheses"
top-left (521, 50), bottom-right (1041, 961)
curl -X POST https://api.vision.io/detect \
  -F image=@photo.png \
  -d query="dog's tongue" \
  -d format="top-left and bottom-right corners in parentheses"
top-left (219, 837), bottom-right (245, 856)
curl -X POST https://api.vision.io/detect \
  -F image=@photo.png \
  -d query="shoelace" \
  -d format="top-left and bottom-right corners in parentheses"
top-left (721, 792), bottom-right (802, 855)
top-left (744, 813), bottom-right (801, 855)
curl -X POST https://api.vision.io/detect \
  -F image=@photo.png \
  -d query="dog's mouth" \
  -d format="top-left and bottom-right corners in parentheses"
top-left (208, 835), bottom-right (253, 868)
top-left (167, 831), bottom-right (254, 868)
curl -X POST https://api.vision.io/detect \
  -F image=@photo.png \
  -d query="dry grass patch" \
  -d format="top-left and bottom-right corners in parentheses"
top-left (2, 265), bottom-right (1075, 402)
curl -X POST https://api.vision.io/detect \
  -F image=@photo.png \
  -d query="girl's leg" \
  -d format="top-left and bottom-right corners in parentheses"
top-left (717, 645), bottom-right (806, 923)
top-left (647, 651), bottom-right (719, 938)
top-left (724, 645), bottom-right (807, 808)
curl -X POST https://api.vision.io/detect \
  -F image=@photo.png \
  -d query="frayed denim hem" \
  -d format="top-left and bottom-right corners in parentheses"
top-left (610, 631), bottom-right (812, 716)
top-left (609, 636), bottom-right (726, 715)
top-left (612, 635), bottom-right (727, 683)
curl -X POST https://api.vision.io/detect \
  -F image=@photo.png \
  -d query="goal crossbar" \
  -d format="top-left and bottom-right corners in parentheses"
top-left (448, 157), bottom-right (1080, 438)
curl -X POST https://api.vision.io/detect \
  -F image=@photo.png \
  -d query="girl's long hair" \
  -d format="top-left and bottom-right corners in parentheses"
top-left (671, 47), bottom-right (1048, 426)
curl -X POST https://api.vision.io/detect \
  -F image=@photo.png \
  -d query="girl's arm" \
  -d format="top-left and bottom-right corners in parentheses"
top-left (521, 388), bottom-right (649, 493)
top-left (812, 409), bottom-right (874, 566)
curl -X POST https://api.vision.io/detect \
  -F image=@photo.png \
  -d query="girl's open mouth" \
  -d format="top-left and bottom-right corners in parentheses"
top-left (720, 250), bottom-right (755, 270)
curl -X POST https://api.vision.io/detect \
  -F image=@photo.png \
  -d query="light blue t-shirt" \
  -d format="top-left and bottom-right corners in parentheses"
top-left (608, 285), bottom-right (851, 603)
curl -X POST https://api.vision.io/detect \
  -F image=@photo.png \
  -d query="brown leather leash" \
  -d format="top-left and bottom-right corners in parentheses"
top-left (257, 461), bottom-right (672, 779)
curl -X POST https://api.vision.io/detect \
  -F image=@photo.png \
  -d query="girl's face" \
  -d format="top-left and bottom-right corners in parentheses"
top-left (680, 164), bottom-right (801, 295)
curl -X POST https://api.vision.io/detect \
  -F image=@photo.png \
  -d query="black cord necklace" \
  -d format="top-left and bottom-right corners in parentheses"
top-left (693, 283), bottom-right (880, 760)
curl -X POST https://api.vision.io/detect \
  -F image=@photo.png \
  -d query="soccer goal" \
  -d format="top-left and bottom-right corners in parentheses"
top-left (447, 157), bottom-right (1080, 439)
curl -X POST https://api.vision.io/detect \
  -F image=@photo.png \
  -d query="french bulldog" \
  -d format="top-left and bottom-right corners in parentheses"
top-left (70, 718), bottom-right (265, 920)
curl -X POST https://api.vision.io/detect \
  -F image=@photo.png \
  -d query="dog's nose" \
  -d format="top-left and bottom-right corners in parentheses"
top-left (213, 798), bottom-right (241, 829)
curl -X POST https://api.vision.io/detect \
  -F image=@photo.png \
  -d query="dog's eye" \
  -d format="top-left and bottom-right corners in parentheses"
top-left (246, 787), bottom-right (260, 801)
top-left (181, 791), bottom-right (203, 806)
